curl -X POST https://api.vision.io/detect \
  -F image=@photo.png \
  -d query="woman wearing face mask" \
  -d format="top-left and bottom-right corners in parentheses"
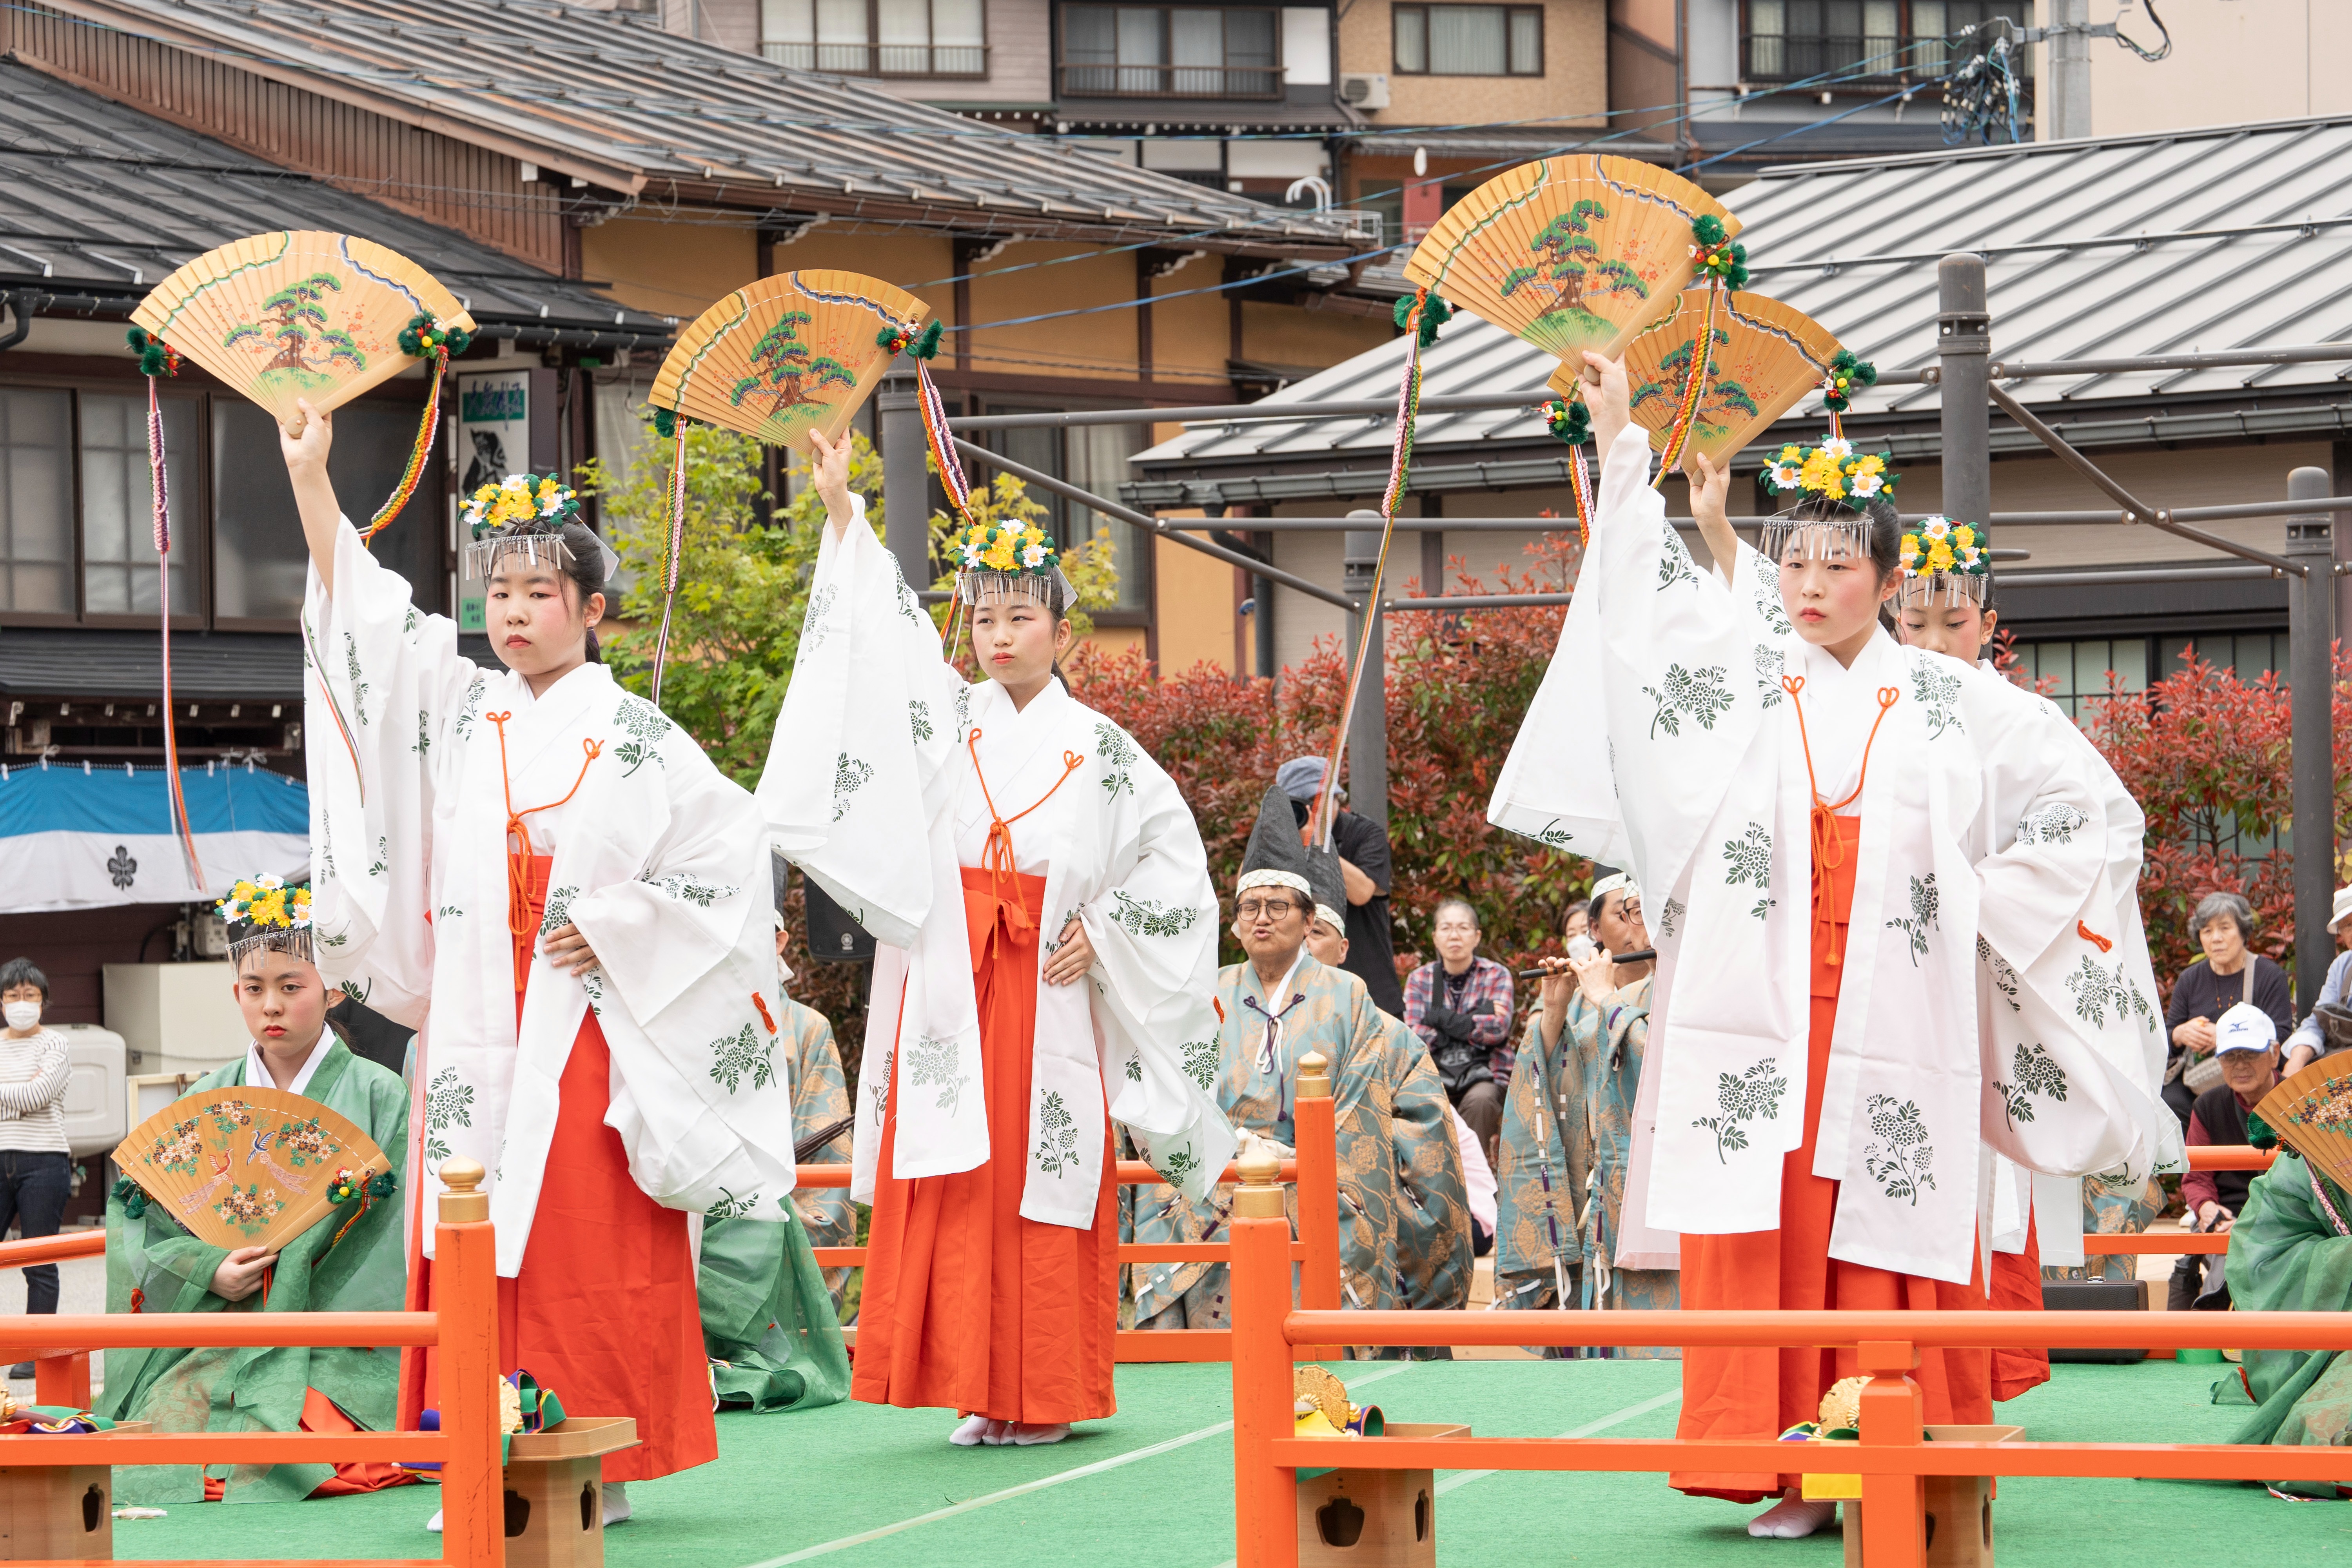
top-left (759, 430), bottom-right (1233, 1448)
top-left (1488, 352), bottom-right (2156, 1539)
top-left (99, 876), bottom-right (413, 1506)
top-left (1887, 531), bottom-right (2180, 1315)
top-left (283, 402), bottom-right (796, 1520)
top-left (0, 958), bottom-right (71, 1370)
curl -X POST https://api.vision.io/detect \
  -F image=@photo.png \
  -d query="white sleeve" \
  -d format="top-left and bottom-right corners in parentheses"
top-left (755, 492), bottom-right (960, 948)
top-left (302, 517), bottom-right (481, 1028)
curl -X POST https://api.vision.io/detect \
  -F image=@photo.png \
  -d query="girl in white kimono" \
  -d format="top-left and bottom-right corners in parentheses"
top-left (1886, 538), bottom-right (2180, 1300)
top-left (280, 403), bottom-right (797, 1517)
top-left (760, 431), bottom-right (1233, 1448)
top-left (1490, 358), bottom-right (2155, 1538)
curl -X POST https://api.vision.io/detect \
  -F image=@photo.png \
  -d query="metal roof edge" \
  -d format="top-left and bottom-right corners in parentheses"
top-left (1749, 112), bottom-right (2352, 182)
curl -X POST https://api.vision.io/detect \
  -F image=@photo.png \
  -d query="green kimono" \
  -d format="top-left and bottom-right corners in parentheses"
top-left (1496, 976), bottom-right (1679, 1356)
top-left (1129, 954), bottom-right (1460, 1331)
top-left (99, 1040), bottom-right (408, 1505)
top-left (2222, 1152), bottom-right (2352, 1482)
top-left (698, 995), bottom-right (853, 1412)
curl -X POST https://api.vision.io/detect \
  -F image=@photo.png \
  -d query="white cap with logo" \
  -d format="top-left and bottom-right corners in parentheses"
top-left (2214, 1001), bottom-right (2278, 1055)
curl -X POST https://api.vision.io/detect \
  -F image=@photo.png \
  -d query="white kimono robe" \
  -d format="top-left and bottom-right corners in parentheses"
top-left (302, 519), bottom-right (798, 1276)
top-left (1488, 423), bottom-right (2156, 1286)
top-left (1981, 660), bottom-right (2185, 1271)
top-left (757, 495), bottom-right (1235, 1225)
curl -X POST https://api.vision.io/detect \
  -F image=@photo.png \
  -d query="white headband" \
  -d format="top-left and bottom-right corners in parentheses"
top-left (1591, 873), bottom-right (1639, 901)
top-left (1237, 869), bottom-right (1311, 899)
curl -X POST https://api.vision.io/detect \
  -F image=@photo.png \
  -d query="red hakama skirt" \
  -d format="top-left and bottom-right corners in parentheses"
top-left (399, 855), bottom-right (716, 1483)
top-left (1673, 814), bottom-right (1996, 1501)
top-left (852, 866), bottom-right (1118, 1423)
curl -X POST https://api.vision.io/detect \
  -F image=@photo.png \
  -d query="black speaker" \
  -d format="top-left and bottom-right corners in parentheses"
top-left (2042, 1278), bottom-right (2149, 1363)
top-left (803, 874), bottom-right (877, 964)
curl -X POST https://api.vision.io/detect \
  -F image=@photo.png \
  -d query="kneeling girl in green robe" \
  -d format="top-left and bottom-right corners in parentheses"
top-left (100, 875), bottom-right (411, 1505)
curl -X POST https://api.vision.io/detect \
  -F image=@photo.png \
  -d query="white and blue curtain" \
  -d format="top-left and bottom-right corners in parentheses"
top-left (0, 761), bottom-right (309, 912)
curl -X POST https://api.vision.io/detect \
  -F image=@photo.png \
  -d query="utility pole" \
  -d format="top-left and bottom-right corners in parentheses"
top-left (1937, 255), bottom-right (1991, 532)
top-left (2046, 0), bottom-right (2093, 140)
top-left (2287, 467), bottom-right (2337, 1017)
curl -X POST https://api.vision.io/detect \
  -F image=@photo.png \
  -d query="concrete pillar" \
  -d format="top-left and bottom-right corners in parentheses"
top-left (1938, 256), bottom-right (1991, 530)
top-left (2287, 466), bottom-right (2337, 1015)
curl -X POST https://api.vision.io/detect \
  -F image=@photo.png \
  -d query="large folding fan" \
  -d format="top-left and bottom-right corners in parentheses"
top-left (651, 271), bottom-right (927, 451)
top-left (1562, 288), bottom-right (1842, 465)
top-left (115, 1085), bottom-right (391, 1254)
top-left (132, 231), bottom-right (476, 425)
top-left (1405, 156), bottom-right (1738, 363)
top-left (2254, 1054), bottom-right (2352, 1194)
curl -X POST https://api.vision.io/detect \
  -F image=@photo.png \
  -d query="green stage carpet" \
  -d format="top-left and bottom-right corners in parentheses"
top-left (112, 1359), bottom-right (2345, 1566)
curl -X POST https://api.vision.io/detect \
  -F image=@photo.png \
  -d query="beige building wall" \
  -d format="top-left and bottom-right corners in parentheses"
top-left (1336, 0), bottom-right (1607, 126)
top-left (2054, 0), bottom-right (2352, 140)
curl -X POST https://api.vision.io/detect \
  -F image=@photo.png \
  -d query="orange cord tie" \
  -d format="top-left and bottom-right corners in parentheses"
top-left (2078, 920), bottom-right (2114, 954)
top-left (1782, 676), bottom-right (1901, 966)
top-left (966, 728), bottom-right (1083, 912)
top-left (487, 713), bottom-right (605, 991)
top-left (751, 993), bottom-right (779, 1035)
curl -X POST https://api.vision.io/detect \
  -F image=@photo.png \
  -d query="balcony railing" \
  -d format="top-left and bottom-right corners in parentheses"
top-left (1056, 63), bottom-right (1282, 98)
top-left (761, 41), bottom-right (989, 77)
top-left (1741, 31), bottom-right (2035, 82)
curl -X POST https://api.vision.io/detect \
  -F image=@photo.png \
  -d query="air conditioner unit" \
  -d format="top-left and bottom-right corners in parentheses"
top-left (1339, 72), bottom-right (1388, 110)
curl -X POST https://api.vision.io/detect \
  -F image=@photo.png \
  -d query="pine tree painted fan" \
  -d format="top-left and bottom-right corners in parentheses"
top-left (132, 231), bottom-right (475, 425)
top-left (2254, 1054), bottom-right (2352, 1194)
top-left (114, 1085), bottom-right (392, 1254)
top-left (1564, 288), bottom-right (1842, 465)
top-left (650, 270), bottom-right (927, 452)
top-left (1404, 156), bottom-right (1738, 362)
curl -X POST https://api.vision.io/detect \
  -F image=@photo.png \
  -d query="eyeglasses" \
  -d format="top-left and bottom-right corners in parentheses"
top-left (1237, 897), bottom-right (1301, 920)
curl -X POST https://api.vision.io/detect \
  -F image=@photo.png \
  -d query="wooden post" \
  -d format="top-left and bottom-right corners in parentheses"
top-left (1855, 1339), bottom-right (1924, 1568)
top-left (1230, 1148), bottom-right (1299, 1568)
top-left (1293, 1051), bottom-right (1340, 1301)
top-left (31, 1352), bottom-right (89, 1411)
top-left (437, 1158), bottom-right (503, 1568)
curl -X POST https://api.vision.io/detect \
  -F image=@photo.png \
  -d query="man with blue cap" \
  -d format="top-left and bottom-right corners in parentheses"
top-left (1278, 755), bottom-right (1404, 1015)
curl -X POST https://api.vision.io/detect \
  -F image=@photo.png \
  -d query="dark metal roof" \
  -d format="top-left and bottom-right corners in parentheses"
top-left (0, 631), bottom-right (304, 701)
top-left (0, 62), bottom-right (671, 348)
top-left (1136, 115), bottom-right (2352, 488)
top-left (1053, 100), bottom-right (1365, 134)
top-left (38, 0), bottom-right (1376, 258)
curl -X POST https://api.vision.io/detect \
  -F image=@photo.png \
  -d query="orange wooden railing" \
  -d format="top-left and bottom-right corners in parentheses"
top-left (0, 1161), bottom-right (502, 1566)
top-left (1223, 1145), bottom-right (2351, 1568)
top-left (804, 1056), bottom-right (1345, 1363)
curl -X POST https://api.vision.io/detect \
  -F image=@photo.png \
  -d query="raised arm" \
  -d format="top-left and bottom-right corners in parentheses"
top-left (1684, 449), bottom-right (1737, 583)
top-left (279, 399), bottom-right (342, 597)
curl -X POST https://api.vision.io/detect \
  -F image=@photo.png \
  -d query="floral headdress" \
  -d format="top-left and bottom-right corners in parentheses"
top-left (459, 474), bottom-right (617, 583)
top-left (950, 519), bottom-right (1076, 608)
top-left (1898, 516), bottom-right (1992, 606)
top-left (217, 873), bottom-right (315, 966)
top-left (1758, 436), bottom-right (1900, 561)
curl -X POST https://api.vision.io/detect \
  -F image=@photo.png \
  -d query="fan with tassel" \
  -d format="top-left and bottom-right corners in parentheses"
top-left (113, 1085), bottom-right (394, 1256)
top-left (643, 272), bottom-right (934, 704)
top-left (128, 234), bottom-right (474, 891)
top-left (1566, 288), bottom-right (1842, 470)
top-left (1405, 155), bottom-right (1737, 364)
top-left (2254, 1053), bottom-right (2352, 1195)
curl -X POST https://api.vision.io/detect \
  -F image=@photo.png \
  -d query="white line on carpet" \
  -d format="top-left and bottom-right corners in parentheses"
top-left (1433, 1383), bottom-right (1684, 1493)
top-left (1197, 1378), bottom-right (1684, 1568)
top-left (739, 1362), bottom-right (1419, 1567)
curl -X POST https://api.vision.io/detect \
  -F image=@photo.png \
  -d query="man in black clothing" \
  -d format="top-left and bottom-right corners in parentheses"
top-left (1278, 756), bottom-right (1405, 1016)
top-left (2170, 1002), bottom-right (2283, 1310)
